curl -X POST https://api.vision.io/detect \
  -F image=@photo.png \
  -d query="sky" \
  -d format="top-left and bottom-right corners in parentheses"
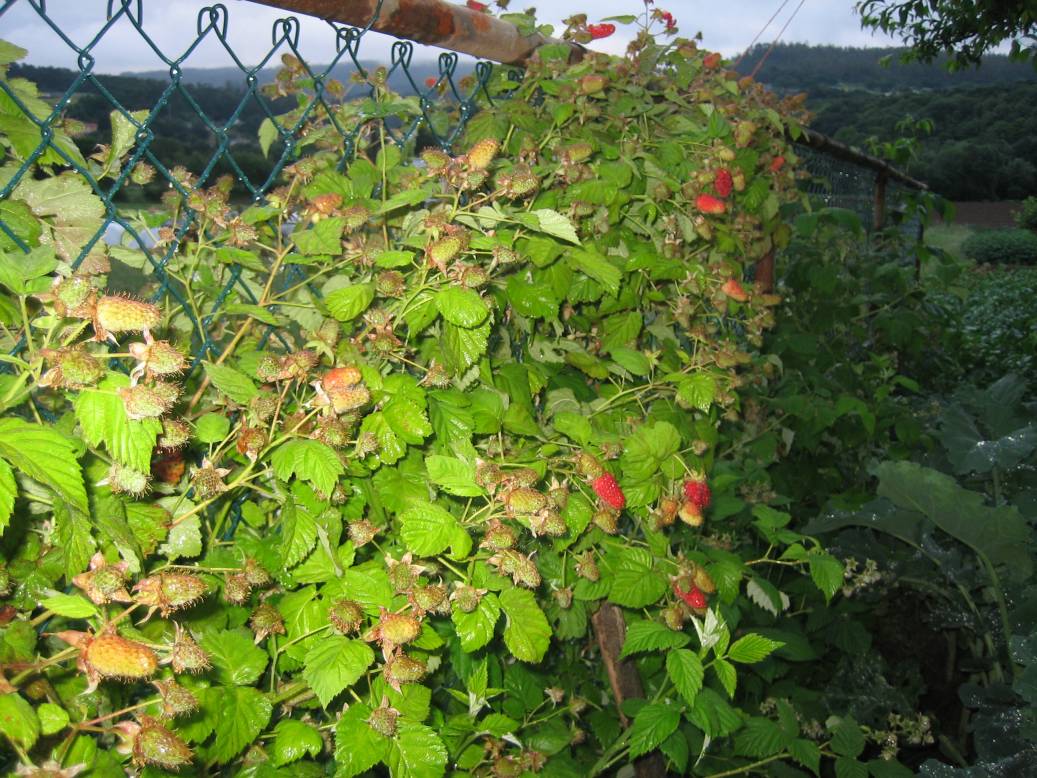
top-left (0, 0), bottom-right (904, 73)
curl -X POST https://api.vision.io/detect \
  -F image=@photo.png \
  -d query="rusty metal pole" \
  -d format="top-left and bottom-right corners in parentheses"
top-left (248, 0), bottom-right (566, 65)
top-left (754, 249), bottom-right (775, 293)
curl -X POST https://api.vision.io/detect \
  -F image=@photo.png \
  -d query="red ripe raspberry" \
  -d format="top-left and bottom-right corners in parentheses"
top-left (424, 76), bottom-right (437, 88)
top-left (466, 0), bottom-right (489, 11)
top-left (703, 51), bottom-right (722, 68)
top-left (713, 169), bottom-right (733, 198)
top-left (673, 582), bottom-right (708, 610)
top-left (770, 155), bottom-right (786, 173)
top-left (696, 194), bottom-right (726, 215)
top-left (683, 478), bottom-right (712, 510)
top-left (722, 278), bottom-right (749, 302)
top-left (588, 23), bottom-right (616, 40)
top-left (592, 473), bottom-right (625, 510)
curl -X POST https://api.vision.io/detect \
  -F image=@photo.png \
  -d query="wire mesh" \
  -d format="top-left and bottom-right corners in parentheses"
top-left (0, 0), bottom-right (500, 373)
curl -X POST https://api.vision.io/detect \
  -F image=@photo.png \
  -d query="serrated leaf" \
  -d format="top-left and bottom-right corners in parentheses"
top-left (159, 515), bottom-right (201, 561)
top-left (0, 693), bottom-right (39, 749)
top-left (677, 372), bottom-right (717, 412)
top-left (728, 633), bottom-right (784, 663)
top-left (790, 738), bottom-right (822, 775)
top-left (620, 619), bottom-right (690, 658)
top-left (41, 593), bottom-right (97, 619)
top-left (74, 374), bottom-right (161, 473)
top-left (200, 629), bottom-right (269, 686)
top-left (831, 716), bottom-right (866, 758)
top-left (808, 552), bottom-right (845, 602)
top-left (334, 703), bottom-right (389, 777)
top-left (36, 702), bottom-right (69, 736)
top-left (211, 685), bottom-right (272, 764)
top-left (627, 703), bottom-right (680, 759)
top-left (258, 117), bottom-right (278, 157)
top-left (0, 417), bottom-right (87, 514)
top-left (530, 209), bottom-right (581, 245)
top-left (203, 363), bottom-right (259, 405)
top-left (606, 547), bottom-right (668, 608)
top-left (400, 501), bottom-right (460, 557)
top-left (441, 321), bottom-right (489, 374)
top-left (836, 757), bottom-right (869, 778)
top-left (713, 657), bottom-right (737, 697)
top-left (271, 719), bottom-right (322, 766)
top-left (745, 577), bottom-right (790, 616)
top-left (54, 502), bottom-right (95, 579)
top-left (326, 283), bottom-right (375, 322)
top-left (499, 587), bottom-right (551, 662)
top-left (425, 455), bottom-right (482, 496)
top-left (688, 687), bottom-right (743, 738)
top-left (734, 716), bottom-right (786, 758)
top-left (452, 592), bottom-right (501, 652)
top-left (383, 396), bottom-right (432, 445)
top-left (568, 248), bottom-right (620, 296)
top-left (666, 649), bottom-right (705, 706)
top-left (281, 499), bottom-right (318, 568)
top-left (0, 459), bottom-right (15, 536)
top-left (271, 439), bottom-right (344, 497)
top-left (303, 636), bottom-right (374, 708)
top-left (387, 720), bottom-right (448, 778)
top-left (435, 287), bottom-right (489, 328)
top-left (194, 413), bottom-right (230, 444)
top-left (293, 216), bottom-right (344, 255)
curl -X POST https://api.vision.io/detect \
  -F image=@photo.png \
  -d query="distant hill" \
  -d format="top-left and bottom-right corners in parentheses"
top-left (735, 43), bottom-right (1036, 93)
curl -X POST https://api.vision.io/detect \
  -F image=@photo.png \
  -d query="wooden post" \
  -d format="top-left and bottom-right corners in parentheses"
top-left (591, 603), bottom-right (667, 777)
top-left (248, 0), bottom-right (575, 65)
top-left (754, 249), bottom-right (775, 293)
top-left (873, 170), bottom-right (888, 232)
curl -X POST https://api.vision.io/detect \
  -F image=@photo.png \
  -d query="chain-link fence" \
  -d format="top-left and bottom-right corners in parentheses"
top-left (0, 0), bottom-right (926, 376)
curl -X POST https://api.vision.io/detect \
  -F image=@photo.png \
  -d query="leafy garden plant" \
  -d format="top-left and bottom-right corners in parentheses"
top-left (0, 10), bottom-right (913, 777)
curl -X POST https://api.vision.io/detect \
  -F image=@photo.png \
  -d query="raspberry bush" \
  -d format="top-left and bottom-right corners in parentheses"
top-left (0, 12), bottom-right (910, 777)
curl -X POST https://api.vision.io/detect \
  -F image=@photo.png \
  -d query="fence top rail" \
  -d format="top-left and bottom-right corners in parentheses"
top-left (794, 127), bottom-right (928, 191)
top-left (247, 0), bottom-right (580, 65)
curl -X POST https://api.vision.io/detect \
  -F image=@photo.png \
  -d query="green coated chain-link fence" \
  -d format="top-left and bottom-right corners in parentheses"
top-left (0, 0), bottom-right (505, 373)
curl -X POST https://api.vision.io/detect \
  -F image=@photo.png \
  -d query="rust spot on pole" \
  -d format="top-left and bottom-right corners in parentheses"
top-left (247, 0), bottom-right (575, 65)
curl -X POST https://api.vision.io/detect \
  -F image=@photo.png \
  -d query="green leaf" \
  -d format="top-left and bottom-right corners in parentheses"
top-left (303, 636), bottom-right (375, 707)
top-left (41, 593), bottom-right (97, 619)
top-left (831, 716), bottom-right (866, 758)
top-left (727, 633), bottom-right (784, 663)
top-left (293, 216), bottom-right (344, 255)
top-left (387, 720), bottom-right (448, 778)
top-left (383, 396), bottom-right (432, 445)
top-left (159, 514), bottom-right (201, 561)
top-left (619, 421), bottom-right (681, 483)
top-left (203, 363), bottom-right (259, 405)
top-left (400, 501), bottom-right (460, 557)
top-left (271, 719), bottom-right (322, 766)
top-left (0, 41), bottom-right (28, 65)
top-left (211, 685), bottom-right (272, 764)
top-left (334, 703), bottom-right (389, 777)
top-left (375, 249), bottom-right (415, 268)
top-left (621, 619), bottom-right (690, 658)
top-left (808, 552), bottom-right (845, 601)
top-left (258, 117), bottom-right (278, 157)
top-left (568, 249), bottom-right (620, 296)
top-left (54, 502), bottom-right (95, 579)
top-left (281, 499), bottom-right (318, 569)
top-left (425, 455), bottom-right (482, 497)
top-left (627, 703), bottom-right (680, 759)
top-left (194, 413), bottom-right (230, 444)
top-left (606, 547), bottom-right (668, 608)
top-left (499, 587), bottom-right (551, 662)
top-left (0, 693), bottom-right (38, 749)
top-left (666, 649), bottom-right (705, 706)
top-left (610, 347), bottom-right (651, 376)
top-left (677, 372), bottom-right (717, 412)
top-left (867, 758), bottom-right (914, 778)
top-left (0, 459), bottom-right (15, 536)
top-left (435, 287), bottom-right (489, 328)
top-left (688, 687), bottom-right (743, 738)
top-left (713, 657), bottom-right (737, 698)
top-left (836, 758), bottom-right (869, 778)
top-left (326, 283), bottom-right (375, 322)
top-left (200, 629), bottom-right (269, 686)
top-left (0, 417), bottom-right (87, 514)
top-left (36, 702), bottom-right (69, 736)
top-left (789, 738), bottom-right (822, 775)
top-left (875, 460), bottom-right (1033, 580)
top-left (530, 209), bottom-right (581, 244)
top-left (74, 374), bottom-right (161, 472)
top-left (271, 439), bottom-right (344, 497)
top-left (452, 592), bottom-right (501, 652)
top-left (734, 717), bottom-right (787, 758)
top-left (441, 321), bottom-right (490, 374)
